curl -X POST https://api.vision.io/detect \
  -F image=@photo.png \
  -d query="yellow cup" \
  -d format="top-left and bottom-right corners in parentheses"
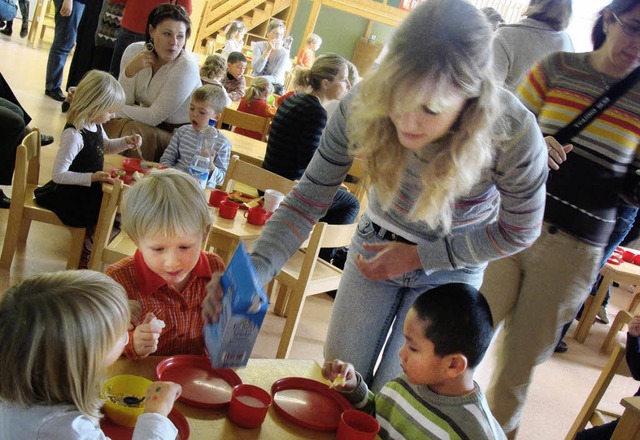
top-left (101, 375), bottom-right (152, 427)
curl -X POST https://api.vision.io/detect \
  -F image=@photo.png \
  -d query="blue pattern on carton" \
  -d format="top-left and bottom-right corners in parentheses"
top-left (204, 243), bottom-right (268, 368)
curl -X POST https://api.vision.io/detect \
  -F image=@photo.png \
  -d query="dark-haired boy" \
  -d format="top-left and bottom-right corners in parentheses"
top-left (323, 283), bottom-right (505, 439)
top-left (221, 51), bottom-right (247, 102)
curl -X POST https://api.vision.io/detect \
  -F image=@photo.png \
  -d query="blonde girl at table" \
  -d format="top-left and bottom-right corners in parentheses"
top-left (208, 0), bottom-right (548, 395)
top-left (0, 270), bottom-right (182, 439)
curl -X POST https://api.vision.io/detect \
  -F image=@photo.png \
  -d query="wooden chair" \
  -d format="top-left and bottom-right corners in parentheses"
top-left (220, 155), bottom-right (294, 196)
top-left (87, 180), bottom-right (137, 272)
top-left (244, 75), bottom-right (255, 89)
top-left (565, 343), bottom-right (632, 439)
top-left (217, 107), bottom-right (271, 141)
top-left (0, 129), bottom-right (86, 270)
top-left (344, 158), bottom-right (370, 219)
top-left (269, 221), bottom-right (358, 359)
top-left (27, 0), bottom-right (55, 48)
top-left (602, 311), bottom-right (634, 354)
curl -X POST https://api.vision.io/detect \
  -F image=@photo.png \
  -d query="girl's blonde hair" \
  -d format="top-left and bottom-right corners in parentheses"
top-left (305, 33), bottom-right (322, 46)
top-left (348, 0), bottom-right (499, 232)
top-left (122, 168), bottom-right (212, 242)
top-left (298, 53), bottom-right (348, 92)
top-left (245, 77), bottom-right (273, 103)
top-left (225, 20), bottom-right (247, 41)
top-left (200, 54), bottom-right (227, 81)
top-left (0, 270), bottom-right (130, 419)
top-left (67, 70), bottom-right (125, 128)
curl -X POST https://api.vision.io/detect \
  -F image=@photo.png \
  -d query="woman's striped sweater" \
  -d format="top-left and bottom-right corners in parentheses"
top-left (518, 51), bottom-right (640, 245)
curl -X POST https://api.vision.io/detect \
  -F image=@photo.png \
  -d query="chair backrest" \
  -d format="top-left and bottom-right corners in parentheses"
top-left (217, 107), bottom-right (270, 141)
top-left (244, 75), bottom-right (255, 89)
top-left (11, 129), bottom-right (41, 207)
top-left (344, 157), bottom-right (369, 217)
top-left (295, 222), bottom-right (358, 288)
top-left (88, 179), bottom-right (127, 271)
top-left (565, 343), bottom-right (633, 439)
top-left (221, 155), bottom-right (295, 196)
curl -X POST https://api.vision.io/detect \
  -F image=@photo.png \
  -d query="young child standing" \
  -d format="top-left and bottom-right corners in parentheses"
top-left (160, 85), bottom-right (232, 187)
top-left (0, 270), bottom-right (182, 439)
top-left (221, 20), bottom-right (247, 59)
top-left (296, 33), bottom-right (322, 69)
top-left (235, 77), bottom-right (276, 140)
top-left (106, 168), bottom-right (226, 359)
top-left (35, 70), bottom-right (141, 229)
top-left (323, 283), bottom-right (505, 440)
top-left (221, 51), bottom-right (247, 102)
top-left (200, 54), bottom-right (232, 106)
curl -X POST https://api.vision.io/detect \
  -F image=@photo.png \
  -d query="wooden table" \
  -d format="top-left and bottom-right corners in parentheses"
top-left (574, 248), bottom-right (640, 343)
top-left (611, 396), bottom-right (640, 439)
top-left (107, 357), bottom-right (337, 439)
top-left (224, 130), bottom-right (267, 167)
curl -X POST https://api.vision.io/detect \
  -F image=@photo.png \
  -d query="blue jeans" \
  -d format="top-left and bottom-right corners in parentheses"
top-left (109, 27), bottom-right (145, 78)
top-left (45, 0), bottom-right (84, 92)
top-left (318, 187), bottom-right (360, 262)
top-left (0, 0), bottom-right (17, 21)
top-left (324, 214), bottom-right (485, 392)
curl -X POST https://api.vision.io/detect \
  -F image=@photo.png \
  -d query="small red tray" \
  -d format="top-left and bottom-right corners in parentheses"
top-left (156, 355), bottom-right (242, 408)
top-left (271, 377), bottom-right (351, 431)
top-left (100, 408), bottom-right (190, 439)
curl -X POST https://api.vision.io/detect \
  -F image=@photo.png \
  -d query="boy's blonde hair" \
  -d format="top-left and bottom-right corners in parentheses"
top-left (192, 84), bottom-right (228, 115)
top-left (0, 270), bottom-right (130, 419)
top-left (122, 168), bottom-right (212, 242)
top-left (67, 70), bottom-right (125, 129)
top-left (245, 77), bottom-right (273, 103)
top-left (305, 33), bottom-right (322, 46)
top-left (200, 54), bottom-right (227, 81)
top-left (348, 0), bottom-right (499, 233)
top-left (298, 53), bottom-right (348, 92)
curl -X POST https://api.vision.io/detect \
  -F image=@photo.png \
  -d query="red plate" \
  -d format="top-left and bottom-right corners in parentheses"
top-left (156, 355), bottom-right (242, 408)
top-left (100, 408), bottom-right (190, 439)
top-left (271, 377), bottom-right (351, 432)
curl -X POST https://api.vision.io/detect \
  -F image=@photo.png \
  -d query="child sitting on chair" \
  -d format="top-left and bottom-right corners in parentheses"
top-left (235, 77), bottom-right (276, 140)
top-left (160, 85), bottom-right (231, 187)
top-left (296, 33), bottom-right (322, 69)
top-left (221, 51), bottom-right (248, 102)
top-left (200, 54), bottom-right (231, 106)
top-left (323, 283), bottom-right (506, 440)
top-left (107, 168), bottom-right (225, 359)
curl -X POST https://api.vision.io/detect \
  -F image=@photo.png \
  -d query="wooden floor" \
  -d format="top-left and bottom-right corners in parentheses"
top-left (1, 34), bottom-right (638, 440)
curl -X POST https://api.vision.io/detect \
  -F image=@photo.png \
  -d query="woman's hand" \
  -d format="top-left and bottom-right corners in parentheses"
top-left (60, 0), bottom-right (73, 16)
top-left (629, 316), bottom-right (640, 338)
top-left (354, 242), bottom-right (422, 281)
top-left (143, 381), bottom-right (182, 417)
top-left (132, 313), bottom-right (163, 357)
top-left (91, 171), bottom-right (115, 184)
top-left (546, 136), bottom-right (573, 170)
top-left (202, 273), bottom-right (224, 324)
top-left (124, 51), bottom-right (157, 78)
top-left (126, 133), bottom-right (143, 149)
top-left (269, 39), bottom-right (283, 51)
top-left (322, 359), bottom-right (357, 392)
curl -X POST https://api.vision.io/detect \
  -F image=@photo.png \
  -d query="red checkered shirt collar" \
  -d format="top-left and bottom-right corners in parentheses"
top-left (132, 250), bottom-right (213, 296)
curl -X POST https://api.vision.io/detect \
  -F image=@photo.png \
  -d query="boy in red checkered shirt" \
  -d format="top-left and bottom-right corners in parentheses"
top-left (107, 168), bottom-right (225, 358)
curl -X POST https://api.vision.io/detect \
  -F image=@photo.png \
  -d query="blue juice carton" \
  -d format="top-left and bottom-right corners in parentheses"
top-left (204, 243), bottom-right (268, 368)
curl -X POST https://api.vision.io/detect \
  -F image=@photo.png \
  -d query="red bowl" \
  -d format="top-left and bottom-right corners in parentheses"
top-left (122, 158), bottom-right (166, 175)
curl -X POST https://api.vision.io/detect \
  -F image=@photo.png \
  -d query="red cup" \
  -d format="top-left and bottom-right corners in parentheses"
top-left (633, 255), bottom-right (640, 266)
top-left (336, 409), bottom-right (380, 440)
top-left (228, 384), bottom-right (272, 429)
top-left (623, 251), bottom-right (637, 263)
top-left (209, 189), bottom-right (228, 207)
top-left (219, 200), bottom-right (239, 219)
top-left (244, 207), bottom-right (268, 225)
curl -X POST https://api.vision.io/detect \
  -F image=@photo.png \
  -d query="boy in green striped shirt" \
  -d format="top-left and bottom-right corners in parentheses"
top-left (323, 284), bottom-right (505, 439)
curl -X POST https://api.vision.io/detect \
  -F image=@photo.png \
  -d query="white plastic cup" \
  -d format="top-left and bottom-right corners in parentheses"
top-left (263, 189), bottom-right (284, 212)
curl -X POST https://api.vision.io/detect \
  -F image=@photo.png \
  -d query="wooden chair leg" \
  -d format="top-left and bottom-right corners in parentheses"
top-left (0, 204), bottom-right (25, 269)
top-left (18, 218), bottom-right (32, 242)
top-left (276, 289), bottom-right (307, 359)
top-left (575, 274), bottom-right (613, 343)
top-left (274, 283), bottom-right (290, 317)
top-left (628, 291), bottom-right (640, 315)
top-left (66, 228), bottom-right (86, 269)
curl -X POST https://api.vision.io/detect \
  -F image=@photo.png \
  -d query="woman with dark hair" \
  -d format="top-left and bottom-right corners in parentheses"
top-left (482, 0), bottom-right (640, 436)
top-left (492, 0), bottom-right (574, 90)
top-left (107, 3), bottom-right (201, 160)
top-left (251, 19), bottom-right (290, 94)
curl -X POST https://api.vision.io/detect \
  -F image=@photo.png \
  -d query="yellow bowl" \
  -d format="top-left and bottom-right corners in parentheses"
top-left (101, 375), bottom-right (152, 428)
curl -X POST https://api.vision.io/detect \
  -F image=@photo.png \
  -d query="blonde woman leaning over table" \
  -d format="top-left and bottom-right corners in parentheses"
top-left (106, 3), bottom-right (201, 162)
top-left (204, 0), bottom-right (547, 399)
top-left (481, 0), bottom-right (640, 437)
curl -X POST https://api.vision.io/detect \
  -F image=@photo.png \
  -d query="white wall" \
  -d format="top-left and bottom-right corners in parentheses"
top-left (566, 0), bottom-right (610, 52)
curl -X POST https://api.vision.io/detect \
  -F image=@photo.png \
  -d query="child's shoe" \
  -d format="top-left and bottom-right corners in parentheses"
top-left (596, 305), bottom-right (610, 324)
